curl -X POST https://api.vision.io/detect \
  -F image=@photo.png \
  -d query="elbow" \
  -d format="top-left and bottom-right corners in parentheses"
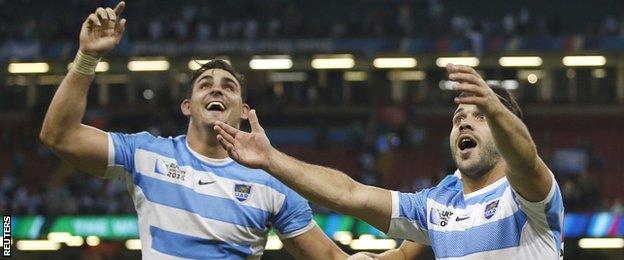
top-left (39, 129), bottom-right (55, 149)
top-left (39, 125), bottom-right (62, 150)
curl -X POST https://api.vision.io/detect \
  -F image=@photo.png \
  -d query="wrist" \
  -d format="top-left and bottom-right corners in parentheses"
top-left (263, 147), bottom-right (281, 173)
top-left (71, 50), bottom-right (101, 75)
top-left (78, 48), bottom-right (101, 59)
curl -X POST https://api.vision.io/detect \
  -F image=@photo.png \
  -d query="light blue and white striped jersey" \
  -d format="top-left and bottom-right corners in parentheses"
top-left (104, 132), bottom-right (314, 259)
top-left (388, 170), bottom-right (564, 259)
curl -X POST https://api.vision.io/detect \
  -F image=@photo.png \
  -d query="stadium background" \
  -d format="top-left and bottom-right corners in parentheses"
top-left (1, 0), bottom-right (623, 259)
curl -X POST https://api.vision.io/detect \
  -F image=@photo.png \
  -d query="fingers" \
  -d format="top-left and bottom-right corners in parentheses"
top-left (454, 95), bottom-right (485, 105)
top-left (452, 83), bottom-right (488, 96)
top-left (216, 134), bottom-right (232, 149)
top-left (85, 13), bottom-right (101, 27)
top-left (446, 63), bottom-right (477, 75)
top-left (216, 135), bottom-right (236, 157)
top-left (113, 1), bottom-right (126, 16)
top-left (448, 72), bottom-right (483, 86)
top-left (115, 18), bottom-right (127, 41)
top-left (215, 126), bottom-right (236, 144)
top-left (213, 121), bottom-right (240, 137)
top-left (248, 109), bottom-right (264, 133)
top-left (105, 8), bottom-right (117, 22)
top-left (95, 7), bottom-right (108, 21)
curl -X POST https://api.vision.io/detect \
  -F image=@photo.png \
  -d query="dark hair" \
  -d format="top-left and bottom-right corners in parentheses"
top-left (490, 86), bottom-right (523, 120)
top-left (187, 59), bottom-right (247, 101)
top-left (458, 85), bottom-right (523, 120)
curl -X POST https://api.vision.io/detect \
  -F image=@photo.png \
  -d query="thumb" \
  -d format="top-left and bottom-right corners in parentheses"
top-left (248, 109), bottom-right (264, 133)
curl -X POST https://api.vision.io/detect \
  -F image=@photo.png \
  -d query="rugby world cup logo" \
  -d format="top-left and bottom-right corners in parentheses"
top-left (234, 184), bottom-right (252, 202)
top-left (483, 200), bottom-right (499, 219)
top-left (429, 208), bottom-right (453, 226)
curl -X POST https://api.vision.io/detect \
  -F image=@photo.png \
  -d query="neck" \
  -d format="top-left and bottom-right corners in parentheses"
top-left (461, 161), bottom-right (507, 195)
top-left (186, 121), bottom-right (229, 159)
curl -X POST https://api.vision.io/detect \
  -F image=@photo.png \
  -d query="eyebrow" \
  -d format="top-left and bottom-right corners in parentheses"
top-left (453, 107), bottom-right (464, 117)
top-left (196, 75), bottom-right (239, 88)
top-left (221, 77), bottom-right (239, 87)
top-left (196, 75), bottom-right (213, 83)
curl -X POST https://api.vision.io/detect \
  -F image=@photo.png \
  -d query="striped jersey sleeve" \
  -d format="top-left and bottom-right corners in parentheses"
top-left (386, 188), bottom-right (431, 244)
top-left (270, 186), bottom-right (314, 239)
top-left (511, 174), bottom-right (565, 257)
top-left (104, 131), bottom-right (155, 180)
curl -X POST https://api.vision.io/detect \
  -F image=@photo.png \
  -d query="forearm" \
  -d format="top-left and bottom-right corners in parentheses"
top-left (40, 68), bottom-right (94, 146)
top-left (263, 148), bottom-right (392, 231)
top-left (265, 149), bottom-right (361, 212)
top-left (486, 107), bottom-right (538, 171)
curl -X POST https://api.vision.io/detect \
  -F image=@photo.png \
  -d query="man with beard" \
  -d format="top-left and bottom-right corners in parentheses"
top-left (214, 64), bottom-right (564, 259)
top-left (39, 2), bottom-right (347, 259)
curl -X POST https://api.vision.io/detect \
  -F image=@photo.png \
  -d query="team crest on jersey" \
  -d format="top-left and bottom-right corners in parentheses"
top-left (483, 200), bottom-right (499, 219)
top-left (234, 184), bottom-right (252, 202)
top-left (429, 207), bottom-right (453, 226)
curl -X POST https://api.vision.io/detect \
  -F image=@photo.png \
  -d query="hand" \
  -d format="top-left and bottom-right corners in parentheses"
top-left (79, 1), bottom-right (127, 58)
top-left (214, 110), bottom-right (274, 170)
top-left (446, 63), bottom-right (504, 116)
top-left (348, 252), bottom-right (379, 260)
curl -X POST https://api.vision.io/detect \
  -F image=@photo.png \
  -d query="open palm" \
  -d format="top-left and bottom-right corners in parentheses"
top-left (214, 110), bottom-right (274, 170)
top-left (79, 1), bottom-right (127, 58)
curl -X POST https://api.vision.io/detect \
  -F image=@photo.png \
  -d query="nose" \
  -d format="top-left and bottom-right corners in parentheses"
top-left (459, 122), bottom-right (473, 131)
top-left (209, 85), bottom-right (224, 96)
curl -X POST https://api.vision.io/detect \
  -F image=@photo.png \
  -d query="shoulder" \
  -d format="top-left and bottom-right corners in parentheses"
top-left (130, 133), bottom-right (185, 157)
top-left (435, 171), bottom-right (462, 189)
top-left (420, 171), bottom-right (463, 204)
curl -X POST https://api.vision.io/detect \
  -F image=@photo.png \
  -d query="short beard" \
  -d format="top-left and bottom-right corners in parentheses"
top-left (453, 139), bottom-right (501, 179)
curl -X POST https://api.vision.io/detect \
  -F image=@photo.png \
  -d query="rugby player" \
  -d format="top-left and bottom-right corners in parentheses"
top-left (215, 64), bottom-right (564, 259)
top-left (39, 2), bottom-right (347, 259)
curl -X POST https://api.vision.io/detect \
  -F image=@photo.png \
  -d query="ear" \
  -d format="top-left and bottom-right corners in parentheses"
top-left (181, 99), bottom-right (191, 117)
top-left (241, 103), bottom-right (250, 120)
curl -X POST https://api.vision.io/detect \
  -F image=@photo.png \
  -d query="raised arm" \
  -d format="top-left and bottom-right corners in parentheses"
top-left (446, 64), bottom-right (552, 202)
top-left (39, 2), bottom-right (127, 177)
top-left (213, 110), bottom-right (393, 232)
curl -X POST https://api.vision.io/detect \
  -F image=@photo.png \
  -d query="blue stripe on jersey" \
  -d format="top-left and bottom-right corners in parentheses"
top-left (111, 132), bottom-right (156, 173)
top-left (429, 210), bottom-right (524, 258)
top-left (428, 187), bottom-right (465, 208)
top-left (135, 173), bottom-right (269, 230)
top-left (150, 226), bottom-right (251, 259)
top-left (271, 190), bottom-right (312, 234)
top-left (398, 191), bottom-right (429, 230)
top-left (545, 185), bottom-right (564, 253)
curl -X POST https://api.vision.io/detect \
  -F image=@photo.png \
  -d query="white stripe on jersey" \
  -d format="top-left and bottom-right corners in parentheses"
top-left (134, 149), bottom-right (286, 215)
top-left (426, 187), bottom-right (518, 232)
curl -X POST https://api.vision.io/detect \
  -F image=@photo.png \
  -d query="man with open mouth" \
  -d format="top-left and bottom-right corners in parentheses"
top-left (215, 64), bottom-right (564, 259)
top-left (39, 2), bottom-right (348, 259)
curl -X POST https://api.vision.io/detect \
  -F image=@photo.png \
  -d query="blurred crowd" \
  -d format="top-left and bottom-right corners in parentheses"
top-left (1, 0), bottom-right (623, 45)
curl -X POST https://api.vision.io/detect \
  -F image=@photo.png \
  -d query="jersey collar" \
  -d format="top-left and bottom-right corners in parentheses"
top-left (454, 170), bottom-right (508, 200)
top-left (185, 138), bottom-right (234, 166)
